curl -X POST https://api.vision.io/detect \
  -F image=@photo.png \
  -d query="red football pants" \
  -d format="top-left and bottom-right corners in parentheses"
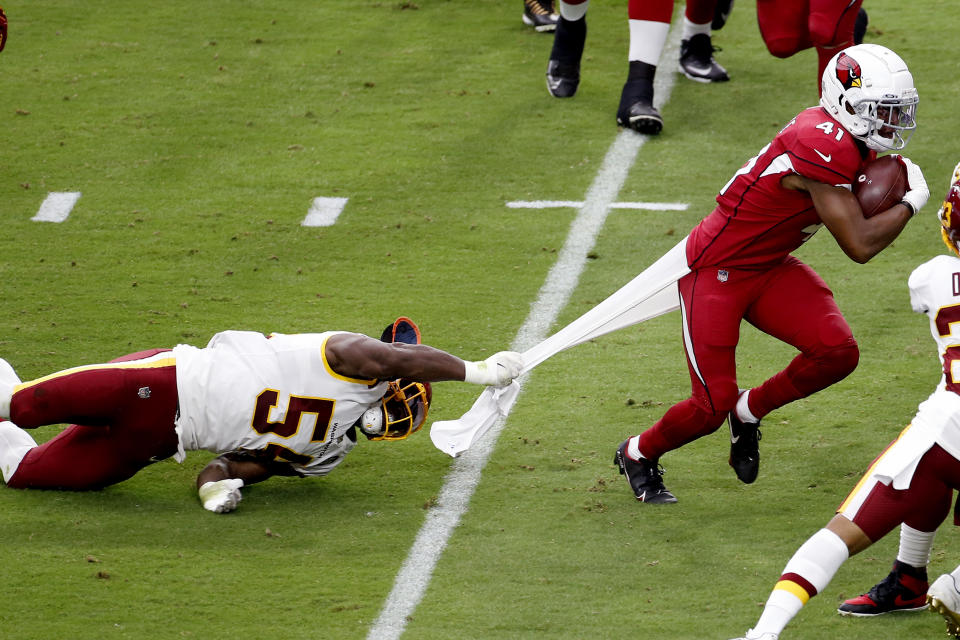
top-left (627, 0), bottom-right (717, 24)
top-left (757, 0), bottom-right (863, 92)
top-left (7, 349), bottom-right (180, 490)
top-left (638, 257), bottom-right (859, 459)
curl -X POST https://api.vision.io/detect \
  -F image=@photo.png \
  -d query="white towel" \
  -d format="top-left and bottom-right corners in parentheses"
top-left (430, 238), bottom-right (691, 456)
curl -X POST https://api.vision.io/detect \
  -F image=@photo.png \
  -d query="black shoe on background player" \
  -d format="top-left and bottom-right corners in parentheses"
top-left (546, 16), bottom-right (586, 98)
top-left (617, 61), bottom-right (663, 134)
top-left (523, 0), bottom-right (559, 33)
top-left (679, 33), bottom-right (729, 83)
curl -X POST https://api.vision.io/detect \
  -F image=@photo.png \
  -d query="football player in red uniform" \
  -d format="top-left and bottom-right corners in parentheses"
top-left (729, 163), bottom-right (960, 640)
top-left (546, 0), bottom-right (728, 134)
top-left (0, 318), bottom-right (522, 513)
top-left (757, 0), bottom-right (865, 95)
top-left (614, 43), bottom-right (928, 504)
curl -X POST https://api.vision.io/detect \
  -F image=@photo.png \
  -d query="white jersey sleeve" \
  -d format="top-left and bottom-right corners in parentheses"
top-left (172, 330), bottom-right (388, 476)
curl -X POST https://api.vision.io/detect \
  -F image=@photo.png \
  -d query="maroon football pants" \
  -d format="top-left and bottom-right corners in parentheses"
top-left (841, 444), bottom-right (960, 541)
top-left (7, 349), bottom-right (179, 490)
top-left (638, 257), bottom-right (859, 459)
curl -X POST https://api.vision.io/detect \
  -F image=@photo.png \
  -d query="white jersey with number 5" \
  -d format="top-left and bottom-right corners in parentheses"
top-left (172, 330), bottom-right (388, 476)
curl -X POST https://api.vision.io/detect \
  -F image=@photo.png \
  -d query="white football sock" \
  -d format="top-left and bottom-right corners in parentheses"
top-left (0, 421), bottom-right (37, 483)
top-left (0, 357), bottom-right (22, 419)
top-left (681, 17), bottom-right (711, 41)
top-left (736, 389), bottom-right (759, 423)
top-left (627, 435), bottom-right (646, 460)
top-left (558, 0), bottom-right (588, 21)
top-left (897, 523), bottom-right (935, 567)
top-left (753, 528), bottom-right (849, 635)
top-left (628, 19), bottom-right (670, 65)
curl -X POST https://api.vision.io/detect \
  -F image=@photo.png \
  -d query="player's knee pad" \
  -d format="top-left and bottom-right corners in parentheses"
top-left (812, 315), bottom-right (859, 379)
top-left (809, 25), bottom-right (842, 50)
top-left (762, 36), bottom-right (804, 59)
top-left (694, 380), bottom-right (739, 419)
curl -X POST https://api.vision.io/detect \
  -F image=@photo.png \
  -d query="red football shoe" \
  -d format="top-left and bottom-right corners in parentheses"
top-left (838, 560), bottom-right (929, 616)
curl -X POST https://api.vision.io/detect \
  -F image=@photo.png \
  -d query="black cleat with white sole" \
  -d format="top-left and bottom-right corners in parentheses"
top-left (679, 34), bottom-right (729, 83)
top-left (616, 98), bottom-right (663, 135)
top-left (523, 0), bottom-right (559, 32)
top-left (546, 16), bottom-right (586, 98)
top-left (614, 440), bottom-right (678, 504)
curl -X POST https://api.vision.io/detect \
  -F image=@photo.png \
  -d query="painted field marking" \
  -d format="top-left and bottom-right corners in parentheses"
top-left (302, 196), bottom-right (349, 227)
top-left (366, 19), bottom-right (685, 640)
top-left (507, 200), bottom-right (688, 211)
top-left (32, 192), bottom-right (81, 223)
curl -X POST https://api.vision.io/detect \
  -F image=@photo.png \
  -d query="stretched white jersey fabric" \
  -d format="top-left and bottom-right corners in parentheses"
top-left (172, 330), bottom-right (387, 476)
top-left (872, 254), bottom-right (960, 488)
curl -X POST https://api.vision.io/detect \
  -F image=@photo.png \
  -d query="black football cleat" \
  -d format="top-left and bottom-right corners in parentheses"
top-left (546, 59), bottom-right (580, 98)
top-left (728, 408), bottom-right (761, 484)
top-left (614, 440), bottom-right (678, 504)
top-left (616, 99), bottom-right (663, 135)
top-left (546, 16), bottom-right (586, 98)
top-left (522, 0), bottom-right (558, 33)
top-left (679, 34), bottom-right (729, 83)
top-left (838, 561), bottom-right (929, 616)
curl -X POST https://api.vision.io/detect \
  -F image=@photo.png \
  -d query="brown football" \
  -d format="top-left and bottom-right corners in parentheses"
top-left (853, 155), bottom-right (908, 218)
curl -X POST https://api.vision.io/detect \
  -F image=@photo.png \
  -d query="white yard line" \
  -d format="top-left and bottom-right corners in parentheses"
top-left (507, 200), bottom-right (688, 211)
top-left (367, 23), bottom-right (683, 640)
top-left (32, 192), bottom-right (81, 223)
top-left (302, 196), bottom-right (349, 227)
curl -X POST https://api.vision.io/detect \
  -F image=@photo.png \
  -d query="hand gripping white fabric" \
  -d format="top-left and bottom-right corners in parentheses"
top-left (898, 155), bottom-right (930, 214)
top-left (198, 478), bottom-right (245, 513)
top-left (430, 238), bottom-right (691, 457)
top-left (463, 351), bottom-right (524, 387)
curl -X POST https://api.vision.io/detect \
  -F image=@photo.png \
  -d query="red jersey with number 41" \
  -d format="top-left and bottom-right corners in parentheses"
top-left (686, 106), bottom-right (873, 270)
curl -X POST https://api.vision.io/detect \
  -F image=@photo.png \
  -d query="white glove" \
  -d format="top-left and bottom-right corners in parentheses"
top-left (198, 478), bottom-right (244, 513)
top-left (898, 155), bottom-right (929, 215)
top-left (463, 351), bottom-right (523, 387)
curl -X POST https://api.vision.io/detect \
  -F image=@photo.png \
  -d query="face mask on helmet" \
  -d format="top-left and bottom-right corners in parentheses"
top-left (358, 379), bottom-right (432, 441)
top-left (820, 44), bottom-right (918, 151)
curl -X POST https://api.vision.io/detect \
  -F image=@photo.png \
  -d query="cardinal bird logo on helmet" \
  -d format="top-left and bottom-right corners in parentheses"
top-left (835, 52), bottom-right (863, 90)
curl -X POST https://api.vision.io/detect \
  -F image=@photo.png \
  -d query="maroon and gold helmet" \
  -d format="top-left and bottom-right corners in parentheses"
top-left (940, 162), bottom-right (960, 256)
top-left (358, 316), bottom-right (431, 440)
top-left (359, 379), bottom-right (432, 441)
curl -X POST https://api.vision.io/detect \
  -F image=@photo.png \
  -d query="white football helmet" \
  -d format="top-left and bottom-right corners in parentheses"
top-left (820, 44), bottom-right (918, 151)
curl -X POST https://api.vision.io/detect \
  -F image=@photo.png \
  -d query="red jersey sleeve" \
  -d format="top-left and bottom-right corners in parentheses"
top-left (788, 108), bottom-right (869, 187)
top-left (686, 107), bottom-right (870, 269)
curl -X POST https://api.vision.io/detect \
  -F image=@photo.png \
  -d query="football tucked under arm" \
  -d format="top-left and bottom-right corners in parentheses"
top-left (853, 155), bottom-right (909, 218)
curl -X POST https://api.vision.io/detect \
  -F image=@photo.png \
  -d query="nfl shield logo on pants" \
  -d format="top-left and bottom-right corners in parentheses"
top-left (717, 269), bottom-right (729, 283)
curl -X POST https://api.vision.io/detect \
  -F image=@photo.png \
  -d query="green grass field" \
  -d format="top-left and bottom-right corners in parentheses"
top-left (2, 1), bottom-right (959, 638)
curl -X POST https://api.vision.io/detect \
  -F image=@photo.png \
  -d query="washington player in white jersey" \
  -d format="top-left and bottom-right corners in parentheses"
top-left (0, 317), bottom-right (522, 514)
top-left (729, 163), bottom-right (960, 640)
